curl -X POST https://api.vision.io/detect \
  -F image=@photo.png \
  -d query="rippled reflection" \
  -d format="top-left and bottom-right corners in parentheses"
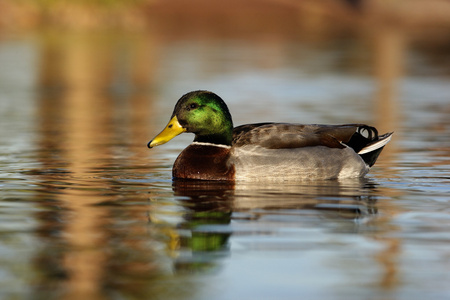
top-left (26, 174), bottom-right (393, 300)
top-left (169, 179), bottom-right (380, 261)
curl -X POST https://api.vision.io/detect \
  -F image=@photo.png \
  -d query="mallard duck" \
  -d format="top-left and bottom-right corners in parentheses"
top-left (148, 90), bottom-right (393, 181)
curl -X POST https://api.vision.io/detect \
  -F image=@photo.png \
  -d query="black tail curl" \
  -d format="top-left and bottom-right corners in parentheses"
top-left (345, 125), bottom-right (378, 154)
top-left (345, 125), bottom-right (391, 167)
top-left (357, 125), bottom-right (378, 140)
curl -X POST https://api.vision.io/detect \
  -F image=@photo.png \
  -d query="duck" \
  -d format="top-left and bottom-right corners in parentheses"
top-left (148, 90), bottom-right (393, 181)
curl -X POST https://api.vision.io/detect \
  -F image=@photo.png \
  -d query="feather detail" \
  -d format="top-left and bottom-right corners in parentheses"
top-left (358, 133), bottom-right (393, 155)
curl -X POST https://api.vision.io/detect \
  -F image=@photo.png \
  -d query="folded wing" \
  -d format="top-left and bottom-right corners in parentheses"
top-left (232, 123), bottom-right (393, 167)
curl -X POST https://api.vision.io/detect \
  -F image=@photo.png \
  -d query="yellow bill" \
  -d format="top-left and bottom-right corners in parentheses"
top-left (148, 116), bottom-right (186, 148)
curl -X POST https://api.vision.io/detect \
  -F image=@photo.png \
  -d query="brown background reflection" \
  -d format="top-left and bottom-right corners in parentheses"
top-left (35, 34), bottom-right (155, 299)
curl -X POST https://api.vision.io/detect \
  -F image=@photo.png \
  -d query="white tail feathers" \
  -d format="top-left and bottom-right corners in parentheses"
top-left (358, 133), bottom-right (393, 155)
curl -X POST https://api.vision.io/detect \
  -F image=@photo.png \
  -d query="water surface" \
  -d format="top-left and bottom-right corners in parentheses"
top-left (0, 28), bottom-right (449, 300)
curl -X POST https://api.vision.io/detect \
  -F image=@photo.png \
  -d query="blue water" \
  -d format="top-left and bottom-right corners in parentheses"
top-left (0, 29), bottom-right (449, 300)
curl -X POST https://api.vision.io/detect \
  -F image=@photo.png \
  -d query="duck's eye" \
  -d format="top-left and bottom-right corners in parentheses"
top-left (188, 103), bottom-right (198, 110)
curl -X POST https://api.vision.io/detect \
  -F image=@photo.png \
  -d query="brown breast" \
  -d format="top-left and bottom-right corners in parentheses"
top-left (172, 143), bottom-right (235, 180)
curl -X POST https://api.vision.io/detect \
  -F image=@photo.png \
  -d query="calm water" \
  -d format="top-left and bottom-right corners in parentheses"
top-left (0, 27), bottom-right (449, 300)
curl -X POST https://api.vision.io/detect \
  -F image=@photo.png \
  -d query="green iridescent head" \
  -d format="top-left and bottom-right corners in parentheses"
top-left (148, 91), bottom-right (234, 148)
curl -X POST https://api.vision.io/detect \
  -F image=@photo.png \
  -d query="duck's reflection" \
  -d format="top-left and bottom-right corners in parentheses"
top-left (231, 179), bottom-right (378, 216)
top-left (163, 178), bottom-right (379, 273)
top-left (173, 178), bottom-right (378, 217)
top-left (154, 180), bottom-right (234, 273)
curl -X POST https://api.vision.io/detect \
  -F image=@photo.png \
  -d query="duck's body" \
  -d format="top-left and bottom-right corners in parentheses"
top-left (148, 91), bottom-right (392, 181)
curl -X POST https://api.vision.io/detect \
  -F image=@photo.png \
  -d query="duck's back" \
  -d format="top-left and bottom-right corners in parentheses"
top-left (229, 123), bottom-right (391, 181)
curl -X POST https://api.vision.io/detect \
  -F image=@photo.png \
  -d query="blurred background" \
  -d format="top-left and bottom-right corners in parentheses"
top-left (1, 0), bottom-right (450, 143)
top-left (1, 1), bottom-right (450, 300)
